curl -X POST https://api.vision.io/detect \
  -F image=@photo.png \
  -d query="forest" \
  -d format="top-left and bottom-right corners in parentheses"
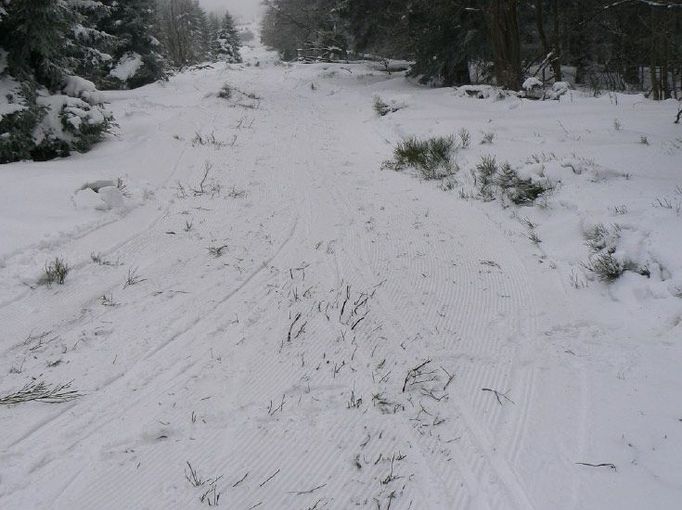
top-left (262, 0), bottom-right (682, 97)
top-left (1, 0), bottom-right (681, 164)
top-left (0, 0), bottom-right (242, 163)
top-left (1, 2), bottom-right (682, 509)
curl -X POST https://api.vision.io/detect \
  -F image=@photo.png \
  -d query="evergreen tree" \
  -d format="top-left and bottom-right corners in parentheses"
top-left (0, 0), bottom-right (114, 163)
top-left (97, 0), bottom-right (166, 88)
top-left (68, 1), bottom-right (115, 85)
top-left (407, 0), bottom-right (486, 86)
top-left (213, 11), bottom-right (242, 63)
top-left (0, 0), bottom-right (74, 88)
top-left (261, 0), bottom-right (347, 61)
top-left (156, 0), bottom-right (211, 67)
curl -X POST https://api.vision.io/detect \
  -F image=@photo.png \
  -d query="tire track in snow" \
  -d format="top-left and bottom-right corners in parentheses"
top-left (292, 94), bottom-right (542, 509)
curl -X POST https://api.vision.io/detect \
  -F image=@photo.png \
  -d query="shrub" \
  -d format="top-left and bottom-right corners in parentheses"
top-left (473, 157), bottom-right (551, 205)
top-left (584, 223), bottom-right (620, 253)
top-left (496, 163), bottom-right (552, 205)
top-left (41, 257), bottom-right (69, 286)
top-left (458, 128), bottom-right (471, 149)
top-left (480, 131), bottom-right (495, 144)
top-left (475, 155), bottom-right (498, 197)
top-left (583, 252), bottom-right (624, 282)
top-left (218, 83), bottom-right (232, 99)
top-left (581, 224), bottom-right (648, 283)
top-left (60, 98), bottom-right (114, 153)
top-left (0, 83), bottom-right (46, 163)
top-left (373, 96), bottom-right (403, 116)
top-left (384, 136), bottom-right (456, 179)
top-left (1, 77), bottom-right (113, 163)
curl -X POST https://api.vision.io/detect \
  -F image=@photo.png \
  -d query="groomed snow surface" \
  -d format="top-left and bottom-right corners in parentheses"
top-left (1, 45), bottom-right (681, 510)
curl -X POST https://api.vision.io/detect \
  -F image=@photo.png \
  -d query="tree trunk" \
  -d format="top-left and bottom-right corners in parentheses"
top-left (486, 0), bottom-right (521, 90)
top-left (650, 8), bottom-right (659, 100)
top-left (551, 0), bottom-right (562, 81)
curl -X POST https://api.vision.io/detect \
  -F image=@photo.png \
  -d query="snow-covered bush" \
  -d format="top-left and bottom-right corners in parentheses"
top-left (581, 223), bottom-right (650, 282)
top-left (0, 76), bottom-right (112, 163)
top-left (0, 77), bottom-right (44, 163)
top-left (108, 52), bottom-right (143, 84)
top-left (383, 136), bottom-right (457, 180)
top-left (474, 156), bottom-right (552, 205)
top-left (373, 96), bottom-right (404, 116)
top-left (584, 224), bottom-right (620, 254)
top-left (475, 155), bottom-right (498, 198)
top-left (583, 252), bottom-right (625, 282)
top-left (218, 83), bottom-right (233, 99)
top-left (62, 75), bottom-right (105, 105)
top-left (59, 96), bottom-right (113, 153)
top-left (496, 162), bottom-right (553, 205)
top-left (104, 51), bottom-right (166, 90)
top-left (522, 77), bottom-right (544, 99)
top-left (41, 257), bottom-right (70, 286)
top-left (0, 2), bottom-right (117, 163)
top-left (520, 78), bottom-right (570, 101)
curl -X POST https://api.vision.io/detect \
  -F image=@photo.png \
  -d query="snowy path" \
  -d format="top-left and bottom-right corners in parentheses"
top-left (2, 53), bottom-right (680, 509)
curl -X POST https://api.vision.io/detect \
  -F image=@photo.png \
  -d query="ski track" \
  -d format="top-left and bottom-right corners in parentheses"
top-left (0, 59), bottom-right (586, 509)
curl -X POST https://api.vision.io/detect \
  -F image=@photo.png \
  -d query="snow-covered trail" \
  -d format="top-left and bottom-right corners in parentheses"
top-left (0, 55), bottom-right (639, 509)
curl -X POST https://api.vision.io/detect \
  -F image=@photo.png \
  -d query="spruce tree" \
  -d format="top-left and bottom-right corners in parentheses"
top-left (98, 0), bottom-right (166, 88)
top-left (213, 11), bottom-right (242, 63)
top-left (0, 0), bottom-right (74, 88)
top-left (0, 0), bottom-right (114, 163)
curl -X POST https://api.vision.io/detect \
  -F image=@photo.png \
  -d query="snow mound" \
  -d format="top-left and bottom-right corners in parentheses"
top-left (74, 180), bottom-right (129, 211)
top-left (553, 81), bottom-right (570, 94)
top-left (453, 85), bottom-right (511, 100)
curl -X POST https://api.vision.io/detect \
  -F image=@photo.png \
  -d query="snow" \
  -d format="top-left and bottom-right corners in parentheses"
top-left (522, 76), bottom-right (543, 90)
top-left (109, 52), bottom-right (144, 82)
top-left (62, 75), bottom-right (105, 105)
top-left (0, 42), bottom-right (681, 510)
top-left (0, 77), bottom-right (23, 116)
top-left (553, 81), bottom-right (570, 93)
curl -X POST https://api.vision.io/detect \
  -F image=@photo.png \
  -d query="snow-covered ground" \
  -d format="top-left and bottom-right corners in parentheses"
top-left (1, 44), bottom-right (681, 510)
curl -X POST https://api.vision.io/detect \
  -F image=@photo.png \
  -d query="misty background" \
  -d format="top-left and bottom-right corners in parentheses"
top-left (198, 0), bottom-right (263, 20)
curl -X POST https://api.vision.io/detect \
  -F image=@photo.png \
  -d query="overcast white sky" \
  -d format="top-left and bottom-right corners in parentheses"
top-left (198, 0), bottom-right (263, 20)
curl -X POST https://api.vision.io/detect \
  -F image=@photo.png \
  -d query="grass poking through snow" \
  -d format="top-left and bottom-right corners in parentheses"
top-left (383, 136), bottom-right (457, 180)
top-left (41, 257), bottom-right (69, 286)
top-left (0, 381), bottom-right (81, 405)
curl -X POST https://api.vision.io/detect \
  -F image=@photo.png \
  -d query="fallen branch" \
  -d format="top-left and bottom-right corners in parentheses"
top-left (259, 468), bottom-right (281, 487)
top-left (287, 312), bottom-right (302, 342)
top-left (481, 387), bottom-right (515, 405)
top-left (576, 462), bottom-right (617, 471)
top-left (232, 472), bottom-right (248, 487)
top-left (288, 483), bottom-right (327, 495)
top-left (402, 360), bottom-right (432, 392)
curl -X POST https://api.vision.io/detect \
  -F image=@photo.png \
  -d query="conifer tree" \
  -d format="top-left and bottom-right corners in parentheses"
top-left (97, 0), bottom-right (166, 88)
top-left (213, 11), bottom-right (242, 63)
